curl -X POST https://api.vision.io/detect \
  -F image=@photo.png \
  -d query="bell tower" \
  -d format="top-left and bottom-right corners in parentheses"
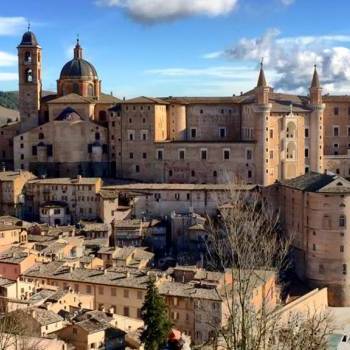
top-left (17, 26), bottom-right (42, 132)
top-left (309, 65), bottom-right (324, 174)
top-left (254, 62), bottom-right (272, 185)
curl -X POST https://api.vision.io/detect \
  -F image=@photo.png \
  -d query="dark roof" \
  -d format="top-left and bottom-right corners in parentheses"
top-left (55, 107), bottom-right (83, 121)
top-left (279, 172), bottom-right (336, 192)
top-left (257, 64), bottom-right (267, 87)
top-left (60, 59), bottom-right (98, 79)
top-left (311, 66), bottom-right (321, 88)
top-left (19, 31), bottom-right (39, 46)
top-left (40, 200), bottom-right (69, 208)
top-left (124, 96), bottom-right (169, 105)
top-left (160, 96), bottom-right (242, 104)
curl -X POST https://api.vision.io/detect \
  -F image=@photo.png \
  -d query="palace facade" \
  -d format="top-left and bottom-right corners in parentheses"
top-left (0, 29), bottom-right (347, 186)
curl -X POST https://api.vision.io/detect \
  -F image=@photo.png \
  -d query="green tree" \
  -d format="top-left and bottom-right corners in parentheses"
top-left (141, 277), bottom-right (172, 350)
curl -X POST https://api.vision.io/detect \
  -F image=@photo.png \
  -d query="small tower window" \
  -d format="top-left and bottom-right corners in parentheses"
top-left (25, 68), bottom-right (33, 83)
top-left (99, 111), bottom-right (107, 122)
top-left (24, 51), bottom-right (32, 63)
top-left (88, 84), bottom-right (94, 97)
top-left (73, 83), bottom-right (79, 94)
top-left (38, 132), bottom-right (44, 140)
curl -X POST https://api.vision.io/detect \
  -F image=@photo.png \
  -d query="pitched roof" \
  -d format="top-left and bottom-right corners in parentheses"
top-left (279, 172), bottom-right (350, 193)
top-left (160, 96), bottom-right (242, 105)
top-left (47, 93), bottom-right (93, 104)
top-left (257, 63), bottom-right (267, 87)
top-left (29, 307), bottom-right (63, 326)
top-left (311, 66), bottom-right (321, 88)
top-left (123, 96), bottom-right (169, 105)
top-left (27, 177), bottom-right (100, 186)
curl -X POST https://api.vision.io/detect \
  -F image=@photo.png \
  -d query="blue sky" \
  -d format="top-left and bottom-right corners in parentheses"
top-left (1, 0), bottom-right (350, 97)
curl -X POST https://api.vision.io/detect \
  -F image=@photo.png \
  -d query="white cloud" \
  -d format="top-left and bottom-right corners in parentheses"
top-left (0, 52), bottom-right (17, 67)
top-left (0, 17), bottom-right (27, 36)
top-left (202, 51), bottom-right (224, 59)
top-left (280, 0), bottom-right (295, 5)
top-left (223, 29), bottom-right (350, 93)
top-left (96, 0), bottom-right (238, 22)
top-left (0, 73), bottom-right (18, 81)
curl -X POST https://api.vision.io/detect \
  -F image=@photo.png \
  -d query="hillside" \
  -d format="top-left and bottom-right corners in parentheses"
top-left (0, 91), bottom-right (19, 110)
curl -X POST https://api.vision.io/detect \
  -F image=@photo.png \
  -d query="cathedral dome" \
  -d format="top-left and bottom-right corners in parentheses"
top-left (20, 31), bottom-right (39, 46)
top-left (59, 40), bottom-right (98, 80)
top-left (60, 58), bottom-right (98, 80)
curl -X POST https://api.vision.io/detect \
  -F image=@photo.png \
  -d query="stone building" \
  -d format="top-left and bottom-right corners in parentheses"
top-left (4, 29), bottom-right (348, 186)
top-left (273, 172), bottom-right (350, 306)
top-left (0, 170), bottom-right (36, 217)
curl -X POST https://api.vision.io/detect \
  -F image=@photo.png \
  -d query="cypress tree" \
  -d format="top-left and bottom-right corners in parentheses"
top-left (141, 277), bottom-right (172, 350)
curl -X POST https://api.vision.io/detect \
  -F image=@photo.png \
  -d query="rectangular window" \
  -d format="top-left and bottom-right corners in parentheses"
top-left (47, 145), bottom-right (53, 157)
top-left (219, 128), bottom-right (226, 138)
top-left (141, 130), bottom-right (148, 141)
top-left (156, 149), bottom-right (163, 160)
top-left (223, 149), bottom-right (230, 160)
top-left (32, 146), bottom-right (37, 156)
top-left (178, 149), bottom-right (185, 160)
top-left (305, 128), bottom-right (309, 138)
top-left (142, 152), bottom-right (147, 159)
top-left (305, 148), bottom-right (309, 158)
top-left (269, 150), bottom-right (273, 159)
top-left (343, 264), bottom-right (347, 275)
top-left (135, 165), bottom-right (140, 173)
top-left (269, 129), bottom-right (273, 139)
top-left (201, 149), bottom-right (207, 160)
top-left (246, 149), bottom-right (253, 161)
top-left (124, 307), bottom-right (130, 317)
top-left (128, 130), bottom-right (135, 141)
top-left (334, 107), bottom-right (339, 115)
top-left (129, 152), bottom-right (133, 159)
top-left (334, 127), bottom-right (339, 137)
top-left (191, 128), bottom-right (197, 139)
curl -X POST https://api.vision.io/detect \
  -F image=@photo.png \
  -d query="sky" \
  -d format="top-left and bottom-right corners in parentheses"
top-left (2, 0), bottom-right (350, 97)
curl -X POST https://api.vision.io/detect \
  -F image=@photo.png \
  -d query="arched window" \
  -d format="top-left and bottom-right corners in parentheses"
top-left (286, 142), bottom-right (296, 160)
top-left (38, 132), bottom-right (44, 140)
top-left (24, 51), bottom-right (32, 63)
top-left (99, 110), bottom-right (107, 122)
top-left (95, 132), bottom-right (100, 141)
top-left (72, 83), bottom-right (79, 94)
top-left (25, 68), bottom-right (33, 83)
top-left (88, 84), bottom-right (94, 97)
top-left (339, 215), bottom-right (346, 228)
top-left (286, 122), bottom-right (296, 138)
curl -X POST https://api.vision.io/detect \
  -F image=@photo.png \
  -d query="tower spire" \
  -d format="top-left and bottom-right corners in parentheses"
top-left (27, 21), bottom-right (31, 32)
top-left (74, 35), bottom-right (83, 59)
top-left (257, 58), bottom-right (267, 87)
top-left (311, 64), bottom-right (320, 88)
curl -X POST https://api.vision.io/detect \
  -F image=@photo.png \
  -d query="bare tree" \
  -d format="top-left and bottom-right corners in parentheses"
top-left (200, 184), bottom-right (332, 350)
top-left (0, 310), bottom-right (44, 350)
